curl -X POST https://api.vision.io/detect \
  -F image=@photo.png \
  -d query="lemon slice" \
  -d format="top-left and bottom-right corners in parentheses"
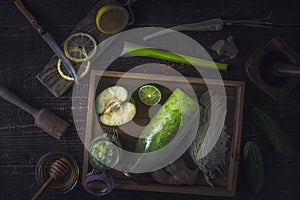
top-left (63, 32), bottom-right (97, 62)
top-left (96, 4), bottom-right (129, 34)
top-left (138, 85), bottom-right (161, 106)
top-left (57, 59), bottom-right (90, 81)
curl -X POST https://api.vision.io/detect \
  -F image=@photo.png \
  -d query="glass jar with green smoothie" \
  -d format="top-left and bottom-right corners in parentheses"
top-left (84, 129), bottom-right (122, 196)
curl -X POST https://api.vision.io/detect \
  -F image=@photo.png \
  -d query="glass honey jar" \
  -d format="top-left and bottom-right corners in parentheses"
top-left (35, 152), bottom-right (79, 194)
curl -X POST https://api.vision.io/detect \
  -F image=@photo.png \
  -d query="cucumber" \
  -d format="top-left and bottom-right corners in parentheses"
top-left (252, 107), bottom-right (292, 157)
top-left (244, 141), bottom-right (264, 194)
top-left (135, 88), bottom-right (198, 153)
top-left (129, 89), bottom-right (199, 172)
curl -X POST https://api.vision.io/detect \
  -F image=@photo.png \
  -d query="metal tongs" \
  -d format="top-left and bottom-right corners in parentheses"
top-left (223, 12), bottom-right (273, 28)
top-left (144, 13), bottom-right (274, 41)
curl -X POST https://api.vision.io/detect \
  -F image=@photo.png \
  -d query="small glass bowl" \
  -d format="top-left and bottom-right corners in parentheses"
top-left (35, 152), bottom-right (79, 194)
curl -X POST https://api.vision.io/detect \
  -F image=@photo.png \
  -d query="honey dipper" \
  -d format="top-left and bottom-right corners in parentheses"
top-left (31, 157), bottom-right (71, 200)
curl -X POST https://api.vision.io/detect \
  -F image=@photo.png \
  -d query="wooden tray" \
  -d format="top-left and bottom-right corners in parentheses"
top-left (82, 70), bottom-right (245, 197)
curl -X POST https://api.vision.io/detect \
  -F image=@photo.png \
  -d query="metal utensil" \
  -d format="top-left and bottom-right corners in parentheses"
top-left (31, 157), bottom-right (71, 200)
top-left (0, 86), bottom-right (70, 140)
top-left (13, 0), bottom-right (79, 84)
top-left (143, 13), bottom-right (275, 41)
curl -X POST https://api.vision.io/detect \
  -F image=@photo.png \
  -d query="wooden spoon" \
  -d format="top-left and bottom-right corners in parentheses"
top-left (31, 157), bottom-right (71, 200)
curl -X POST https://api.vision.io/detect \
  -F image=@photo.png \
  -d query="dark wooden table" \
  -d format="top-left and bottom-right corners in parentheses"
top-left (1, 0), bottom-right (300, 199)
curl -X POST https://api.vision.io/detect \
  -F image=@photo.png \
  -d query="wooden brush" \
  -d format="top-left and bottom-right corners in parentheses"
top-left (31, 157), bottom-right (71, 200)
top-left (0, 86), bottom-right (69, 140)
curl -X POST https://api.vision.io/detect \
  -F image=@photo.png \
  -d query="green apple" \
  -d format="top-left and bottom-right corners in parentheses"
top-left (95, 86), bottom-right (136, 126)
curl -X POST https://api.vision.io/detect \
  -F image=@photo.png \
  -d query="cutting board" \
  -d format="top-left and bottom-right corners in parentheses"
top-left (36, 0), bottom-right (116, 97)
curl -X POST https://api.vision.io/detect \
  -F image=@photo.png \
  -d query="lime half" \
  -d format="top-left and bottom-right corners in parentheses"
top-left (138, 85), bottom-right (161, 106)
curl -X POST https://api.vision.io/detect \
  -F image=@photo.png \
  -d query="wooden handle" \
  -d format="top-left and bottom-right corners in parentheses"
top-left (0, 86), bottom-right (38, 117)
top-left (273, 62), bottom-right (300, 77)
top-left (14, 0), bottom-right (45, 35)
top-left (31, 176), bottom-right (53, 200)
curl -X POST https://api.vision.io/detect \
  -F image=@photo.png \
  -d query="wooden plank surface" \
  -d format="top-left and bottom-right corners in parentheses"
top-left (1, 0), bottom-right (300, 199)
